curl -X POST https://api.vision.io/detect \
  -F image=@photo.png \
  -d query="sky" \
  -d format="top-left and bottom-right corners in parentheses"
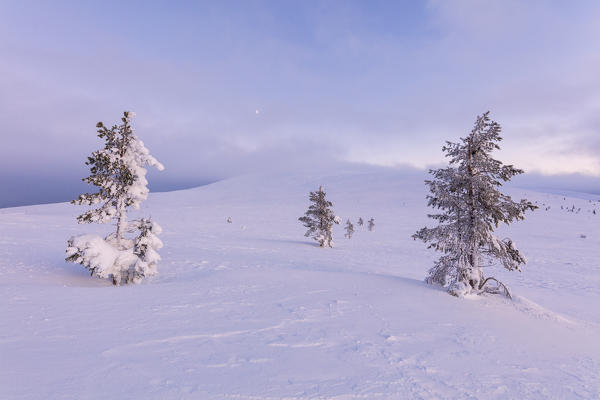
top-left (1, 0), bottom-right (600, 207)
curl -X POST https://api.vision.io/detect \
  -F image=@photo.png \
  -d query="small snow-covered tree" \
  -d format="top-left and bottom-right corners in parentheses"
top-left (344, 219), bottom-right (354, 239)
top-left (413, 111), bottom-right (536, 298)
top-left (367, 218), bottom-right (375, 231)
top-left (67, 111), bottom-right (164, 285)
top-left (298, 186), bottom-right (340, 247)
top-left (128, 218), bottom-right (163, 283)
top-left (357, 217), bottom-right (364, 226)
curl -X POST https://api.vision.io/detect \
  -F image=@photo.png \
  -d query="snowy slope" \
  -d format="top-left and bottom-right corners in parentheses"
top-left (1, 168), bottom-right (600, 399)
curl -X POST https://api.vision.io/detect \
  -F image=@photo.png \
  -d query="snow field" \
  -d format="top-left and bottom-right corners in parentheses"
top-left (1, 168), bottom-right (599, 399)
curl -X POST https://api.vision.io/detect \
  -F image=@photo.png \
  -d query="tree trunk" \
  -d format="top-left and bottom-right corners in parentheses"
top-left (115, 197), bottom-right (126, 248)
top-left (115, 118), bottom-right (129, 249)
top-left (466, 136), bottom-right (480, 289)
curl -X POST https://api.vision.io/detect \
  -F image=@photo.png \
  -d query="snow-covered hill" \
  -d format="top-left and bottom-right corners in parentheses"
top-left (1, 168), bottom-right (599, 399)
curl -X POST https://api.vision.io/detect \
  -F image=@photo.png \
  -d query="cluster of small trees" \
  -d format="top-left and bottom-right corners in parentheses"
top-left (343, 218), bottom-right (374, 238)
top-left (298, 186), bottom-right (375, 247)
top-left (536, 199), bottom-right (600, 215)
top-left (68, 110), bottom-right (536, 299)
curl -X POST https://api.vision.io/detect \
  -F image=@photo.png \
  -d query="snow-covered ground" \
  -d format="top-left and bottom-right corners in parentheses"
top-left (1, 168), bottom-right (599, 399)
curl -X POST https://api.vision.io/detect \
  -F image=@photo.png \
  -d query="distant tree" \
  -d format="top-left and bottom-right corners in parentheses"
top-left (344, 219), bottom-right (355, 239)
top-left (367, 218), bottom-right (375, 231)
top-left (413, 111), bottom-right (536, 298)
top-left (66, 111), bottom-right (165, 285)
top-left (298, 186), bottom-right (340, 247)
top-left (357, 217), bottom-right (364, 226)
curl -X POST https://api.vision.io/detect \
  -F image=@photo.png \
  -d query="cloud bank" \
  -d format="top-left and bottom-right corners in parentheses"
top-left (1, 0), bottom-right (599, 206)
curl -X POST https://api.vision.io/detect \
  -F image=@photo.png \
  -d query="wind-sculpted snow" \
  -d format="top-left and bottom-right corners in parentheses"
top-left (1, 169), bottom-right (599, 399)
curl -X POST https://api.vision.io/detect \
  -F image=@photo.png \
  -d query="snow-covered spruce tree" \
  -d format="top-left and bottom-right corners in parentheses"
top-left (298, 186), bottom-right (341, 247)
top-left (357, 217), bottom-right (364, 226)
top-left (412, 111), bottom-right (536, 298)
top-left (66, 111), bottom-right (165, 285)
top-left (344, 219), bottom-right (354, 239)
top-left (367, 218), bottom-right (375, 231)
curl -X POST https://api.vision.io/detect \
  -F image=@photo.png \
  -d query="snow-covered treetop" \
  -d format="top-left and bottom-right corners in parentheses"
top-left (73, 111), bottom-right (164, 224)
top-left (427, 111), bottom-right (535, 231)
